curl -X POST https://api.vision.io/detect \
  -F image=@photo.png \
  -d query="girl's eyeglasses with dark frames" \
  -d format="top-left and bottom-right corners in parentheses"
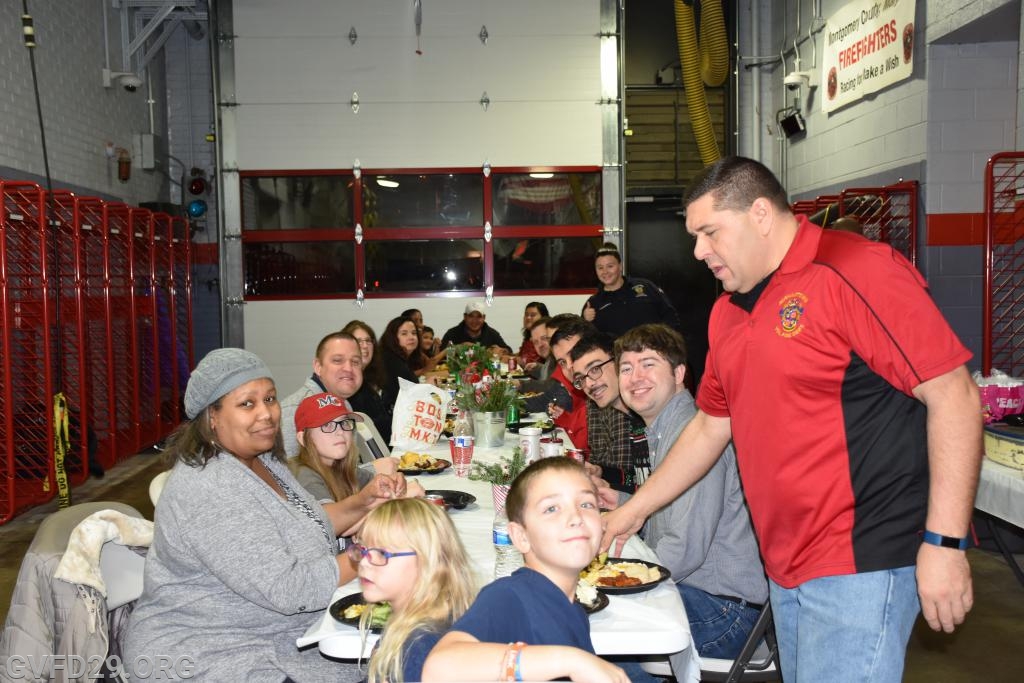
top-left (572, 358), bottom-right (615, 390)
top-left (346, 543), bottom-right (417, 566)
top-left (320, 418), bottom-right (358, 434)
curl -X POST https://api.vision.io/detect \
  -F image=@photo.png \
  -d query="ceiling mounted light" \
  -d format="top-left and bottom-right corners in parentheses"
top-left (376, 178), bottom-right (400, 188)
top-left (529, 173), bottom-right (554, 179)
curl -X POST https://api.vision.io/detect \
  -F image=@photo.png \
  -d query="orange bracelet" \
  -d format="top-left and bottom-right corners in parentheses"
top-left (502, 641), bottom-right (526, 681)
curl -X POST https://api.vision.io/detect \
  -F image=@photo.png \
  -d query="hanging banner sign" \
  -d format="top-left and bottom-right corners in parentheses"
top-left (821, 0), bottom-right (916, 113)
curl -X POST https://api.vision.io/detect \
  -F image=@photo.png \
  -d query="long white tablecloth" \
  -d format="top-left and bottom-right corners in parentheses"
top-left (975, 456), bottom-right (1024, 529)
top-left (299, 427), bottom-right (697, 680)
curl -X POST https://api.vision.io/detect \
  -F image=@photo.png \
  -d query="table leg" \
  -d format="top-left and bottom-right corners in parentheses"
top-left (983, 515), bottom-right (1024, 588)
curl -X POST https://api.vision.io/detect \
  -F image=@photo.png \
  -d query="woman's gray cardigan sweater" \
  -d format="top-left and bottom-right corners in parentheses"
top-left (124, 452), bottom-right (358, 682)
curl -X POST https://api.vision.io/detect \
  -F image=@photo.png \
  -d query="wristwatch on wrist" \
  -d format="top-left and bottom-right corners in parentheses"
top-left (921, 530), bottom-right (970, 550)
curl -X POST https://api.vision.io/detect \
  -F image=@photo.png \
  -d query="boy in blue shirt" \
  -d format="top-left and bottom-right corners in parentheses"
top-left (423, 457), bottom-right (629, 682)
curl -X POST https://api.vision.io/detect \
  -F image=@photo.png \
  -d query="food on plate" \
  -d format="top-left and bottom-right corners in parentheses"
top-left (519, 391), bottom-right (542, 399)
top-left (529, 418), bottom-right (554, 431)
top-left (343, 601), bottom-right (392, 628)
top-left (575, 578), bottom-right (600, 608)
top-left (399, 452), bottom-right (441, 470)
top-left (579, 553), bottom-right (662, 588)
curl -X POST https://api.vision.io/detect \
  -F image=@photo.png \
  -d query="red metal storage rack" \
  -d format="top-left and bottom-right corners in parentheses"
top-left (0, 181), bottom-right (56, 522)
top-left (104, 203), bottom-right (139, 458)
top-left (170, 217), bottom-right (194, 403)
top-left (130, 208), bottom-right (160, 447)
top-left (839, 181), bottom-right (918, 266)
top-left (983, 152), bottom-right (1024, 377)
top-left (74, 195), bottom-right (117, 468)
top-left (152, 212), bottom-right (177, 433)
top-left (48, 191), bottom-right (93, 487)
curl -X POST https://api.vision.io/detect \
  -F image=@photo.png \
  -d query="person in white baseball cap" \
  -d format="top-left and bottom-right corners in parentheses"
top-left (439, 301), bottom-right (513, 353)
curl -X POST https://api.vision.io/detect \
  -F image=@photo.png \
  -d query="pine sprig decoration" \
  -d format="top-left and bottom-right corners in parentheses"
top-left (468, 447), bottom-right (529, 486)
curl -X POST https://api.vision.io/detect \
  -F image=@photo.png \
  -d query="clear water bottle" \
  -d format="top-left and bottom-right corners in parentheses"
top-left (492, 507), bottom-right (523, 578)
top-left (453, 409), bottom-right (474, 437)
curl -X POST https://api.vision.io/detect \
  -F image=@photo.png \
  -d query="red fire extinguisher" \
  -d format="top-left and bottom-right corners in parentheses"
top-left (117, 148), bottom-right (131, 182)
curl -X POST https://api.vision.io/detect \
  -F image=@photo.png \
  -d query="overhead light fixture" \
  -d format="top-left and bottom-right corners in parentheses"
top-left (376, 177), bottom-right (400, 188)
top-left (529, 173), bottom-right (554, 179)
top-left (445, 269), bottom-right (457, 281)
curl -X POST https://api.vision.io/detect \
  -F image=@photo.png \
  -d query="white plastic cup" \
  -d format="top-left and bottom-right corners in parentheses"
top-left (518, 427), bottom-right (542, 463)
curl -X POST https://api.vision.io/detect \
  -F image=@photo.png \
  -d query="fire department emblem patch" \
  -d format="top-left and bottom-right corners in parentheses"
top-left (776, 292), bottom-right (807, 338)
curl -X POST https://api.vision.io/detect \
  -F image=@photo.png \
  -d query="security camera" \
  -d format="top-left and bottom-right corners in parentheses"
top-left (119, 74), bottom-right (144, 92)
top-left (784, 71), bottom-right (812, 91)
top-left (102, 68), bottom-right (143, 91)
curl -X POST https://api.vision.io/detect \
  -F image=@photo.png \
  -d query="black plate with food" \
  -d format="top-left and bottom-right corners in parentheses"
top-left (397, 455), bottom-right (452, 475)
top-left (424, 489), bottom-right (477, 510)
top-left (329, 593), bottom-right (392, 632)
top-left (506, 420), bottom-right (556, 435)
top-left (581, 557), bottom-right (671, 595)
top-left (579, 590), bottom-right (609, 615)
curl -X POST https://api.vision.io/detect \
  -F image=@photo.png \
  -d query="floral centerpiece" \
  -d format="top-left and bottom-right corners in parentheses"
top-left (469, 446), bottom-right (528, 486)
top-left (453, 378), bottom-right (523, 414)
top-left (445, 342), bottom-right (497, 384)
top-left (454, 377), bottom-right (523, 447)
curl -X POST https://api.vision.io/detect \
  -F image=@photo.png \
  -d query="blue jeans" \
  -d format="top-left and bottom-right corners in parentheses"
top-left (677, 583), bottom-right (761, 658)
top-left (769, 567), bottom-right (920, 683)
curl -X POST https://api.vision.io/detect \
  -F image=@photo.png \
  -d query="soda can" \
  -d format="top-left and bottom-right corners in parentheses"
top-left (540, 436), bottom-right (563, 458)
top-left (424, 494), bottom-right (447, 507)
top-left (566, 448), bottom-right (586, 463)
top-left (507, 356), bottom-right (518, 373)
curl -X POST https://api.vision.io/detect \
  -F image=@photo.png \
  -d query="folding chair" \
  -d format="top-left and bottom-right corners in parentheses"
top-left (700, 602), bottom-right (780, 682)
top-left (353, 411), bottom-right (390, 463)
top-left (149, 470), bottom-right (170, 506)
top-left (640, 602), bottom-right (780, 682)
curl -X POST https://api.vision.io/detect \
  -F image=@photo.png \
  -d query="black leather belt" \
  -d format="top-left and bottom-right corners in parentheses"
top-left (718, 594), bottom-right (764, 611)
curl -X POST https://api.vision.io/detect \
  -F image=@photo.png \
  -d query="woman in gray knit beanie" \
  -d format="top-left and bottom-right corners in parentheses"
top-left (126, 348), bottom-right (369, 681)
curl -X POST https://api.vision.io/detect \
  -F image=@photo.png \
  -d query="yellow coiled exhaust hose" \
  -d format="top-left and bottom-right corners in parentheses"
top-left (699, 1), bottom-right (729, 87)
top-left (675, 0), bottom-right (728, 165)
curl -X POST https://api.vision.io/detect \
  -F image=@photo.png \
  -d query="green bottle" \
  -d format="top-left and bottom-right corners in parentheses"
top-left (505, 402), bottom-right (520, 428)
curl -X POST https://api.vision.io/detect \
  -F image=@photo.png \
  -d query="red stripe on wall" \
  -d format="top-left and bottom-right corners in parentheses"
top-left (192, 242), bottom-right (218, 264)
top-left (926, 213), bottom-right (985, 246)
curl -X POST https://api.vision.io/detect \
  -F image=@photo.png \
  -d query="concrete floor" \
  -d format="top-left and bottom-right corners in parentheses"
top-left (1, 452), bottom-right (1022, 681)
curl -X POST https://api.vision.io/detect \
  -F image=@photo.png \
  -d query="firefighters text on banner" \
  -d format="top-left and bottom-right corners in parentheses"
top-left (820, 0), bottom-right (916, 113)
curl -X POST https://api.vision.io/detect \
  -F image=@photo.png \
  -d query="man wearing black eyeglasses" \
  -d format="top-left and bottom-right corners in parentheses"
top-left (568, 331), bottom-right (649, 494)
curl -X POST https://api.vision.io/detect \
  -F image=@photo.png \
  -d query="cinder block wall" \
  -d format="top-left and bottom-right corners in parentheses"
top-left (0, 1), bottom-right (164, 205)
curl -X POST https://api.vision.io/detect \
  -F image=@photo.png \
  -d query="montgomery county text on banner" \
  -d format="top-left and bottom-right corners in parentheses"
top-left (821, 0), bottom-right (916, 113)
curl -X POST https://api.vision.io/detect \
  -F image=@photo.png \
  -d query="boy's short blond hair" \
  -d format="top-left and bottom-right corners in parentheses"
top-left (505, 457), bottom-right (593, 525)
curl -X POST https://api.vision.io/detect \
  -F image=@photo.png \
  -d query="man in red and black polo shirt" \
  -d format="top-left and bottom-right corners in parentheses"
top-left (601, 156), bottom-right (982, 683)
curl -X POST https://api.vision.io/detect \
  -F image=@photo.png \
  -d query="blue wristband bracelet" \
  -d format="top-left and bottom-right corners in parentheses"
top-left (922, 530), bottom-right (969, 550)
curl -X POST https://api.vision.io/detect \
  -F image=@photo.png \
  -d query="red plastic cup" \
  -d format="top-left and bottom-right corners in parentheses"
top-left (449, 435), bottom-right (475, 477)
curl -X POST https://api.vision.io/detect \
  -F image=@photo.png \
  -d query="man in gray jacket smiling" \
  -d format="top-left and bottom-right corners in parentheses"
top-left (606, 323), bottom-right (767, 666)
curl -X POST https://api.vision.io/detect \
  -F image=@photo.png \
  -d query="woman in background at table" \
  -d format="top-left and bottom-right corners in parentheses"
top-left (518, 301), bottom-right (550, 368)
top-left (355, 498), bottom-right (477, 683)
top-left (289, 393), bottom-right (424, 544)
top-left (380, 316), bottom-right (422, 406)
top-left (125, 349), bottom-right (406, 681)
top-left (343, 320), bottom-right (395, 444)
